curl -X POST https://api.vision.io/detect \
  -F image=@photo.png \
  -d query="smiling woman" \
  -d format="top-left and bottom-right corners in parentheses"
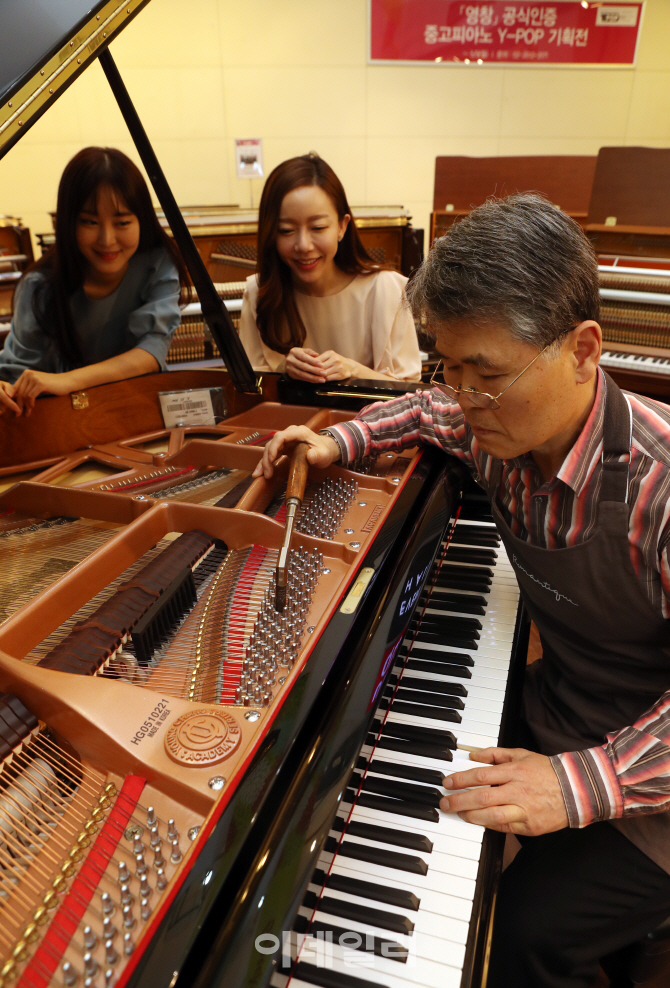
top-left (239, 153), bottom-right (421, 383)
top-left (0, 147), bottom-right (191, 417)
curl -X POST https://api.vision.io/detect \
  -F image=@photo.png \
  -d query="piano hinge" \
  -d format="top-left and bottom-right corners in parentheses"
top-left (70, 391), bottom-right (89, 410)
top-left (340, 567), bottom-right (375, 614)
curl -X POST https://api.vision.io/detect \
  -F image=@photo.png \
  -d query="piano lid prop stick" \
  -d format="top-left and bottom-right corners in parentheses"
top-left (275, 442), bottom-right (310, 613)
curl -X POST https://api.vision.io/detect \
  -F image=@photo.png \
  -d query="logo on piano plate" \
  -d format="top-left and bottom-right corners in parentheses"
top-left (165, 709), bottom-right (242, 766)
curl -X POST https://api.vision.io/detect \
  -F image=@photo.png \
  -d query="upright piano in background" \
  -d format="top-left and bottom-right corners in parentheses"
top-left (0, 4), bottom-right (526, 987)
top-left (429, 153), bottom-right (596, 243)
top-left (586, 147), bottom-right (670, 399)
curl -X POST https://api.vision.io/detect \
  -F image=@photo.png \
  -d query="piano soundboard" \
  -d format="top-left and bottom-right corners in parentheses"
top-left (0, 420), bottom-right (526, 988)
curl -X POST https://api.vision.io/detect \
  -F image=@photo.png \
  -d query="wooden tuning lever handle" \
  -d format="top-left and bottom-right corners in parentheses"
top-left (286, 442), bottom-right (310, 505)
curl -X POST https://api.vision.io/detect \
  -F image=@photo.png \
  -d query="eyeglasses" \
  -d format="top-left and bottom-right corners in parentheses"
top-left (429, 341), bottom-right (553, 410)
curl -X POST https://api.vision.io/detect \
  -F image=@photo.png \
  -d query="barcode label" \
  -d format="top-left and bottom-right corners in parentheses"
top-left (166, 400), bottom-right (208, 412)
top-left (159, 389), bottom-right (216, 428)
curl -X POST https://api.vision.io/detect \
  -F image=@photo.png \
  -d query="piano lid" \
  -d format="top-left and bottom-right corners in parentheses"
top-left (0, 0), bottom-right (152, 160)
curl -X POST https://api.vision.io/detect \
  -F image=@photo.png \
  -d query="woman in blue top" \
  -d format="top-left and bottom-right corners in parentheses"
top-left (0, 146), bottom-right (189, 416)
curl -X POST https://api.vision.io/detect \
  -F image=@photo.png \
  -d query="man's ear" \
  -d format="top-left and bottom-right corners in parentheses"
top-left (571, 321), bottom-right (601, 384)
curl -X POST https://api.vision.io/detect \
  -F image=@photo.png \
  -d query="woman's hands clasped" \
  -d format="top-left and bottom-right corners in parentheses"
top-left (252, 425), bottom-right (341, 480)
top-left (286, 347), bottom-right (356, 383)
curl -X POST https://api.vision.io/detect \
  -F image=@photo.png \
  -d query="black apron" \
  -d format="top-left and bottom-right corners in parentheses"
top-left (488, 373), bottom-right (670, 872)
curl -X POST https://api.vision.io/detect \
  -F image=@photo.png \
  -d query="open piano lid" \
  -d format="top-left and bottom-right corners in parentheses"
top-left (0, 0), bottom-right (151, 160)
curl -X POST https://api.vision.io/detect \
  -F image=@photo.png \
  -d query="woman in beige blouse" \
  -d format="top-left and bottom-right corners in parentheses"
top-left (239, 154), bottom-right (421, 383)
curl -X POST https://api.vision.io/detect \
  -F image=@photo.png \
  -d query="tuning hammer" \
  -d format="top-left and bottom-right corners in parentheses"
top-left (275, 442), bottom-right (310, 612)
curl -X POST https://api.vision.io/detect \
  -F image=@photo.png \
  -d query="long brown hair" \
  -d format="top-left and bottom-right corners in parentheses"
top-left (23, 146), bottom-right (191, 367)
top-left (256, 154), bottom-right (379, 354)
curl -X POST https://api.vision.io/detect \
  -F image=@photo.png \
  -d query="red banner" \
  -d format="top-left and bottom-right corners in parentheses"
top-left (370, 1), bottom-right (643, 65)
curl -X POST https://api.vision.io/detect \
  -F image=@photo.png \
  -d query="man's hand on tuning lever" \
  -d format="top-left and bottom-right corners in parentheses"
top-left (441, 747), bottom-right (569, 836)
top-left (252, 425), bottom-right (341, 480)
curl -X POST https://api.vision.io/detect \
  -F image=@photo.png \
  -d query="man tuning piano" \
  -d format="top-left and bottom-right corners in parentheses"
top-left (253, 194), bottom-right (670, 987)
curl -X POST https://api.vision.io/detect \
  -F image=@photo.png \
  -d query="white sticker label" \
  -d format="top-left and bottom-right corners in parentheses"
top-left (596, 6), bottom-right (639, 27)
top-left (159, 389), bottom-right (215, 427)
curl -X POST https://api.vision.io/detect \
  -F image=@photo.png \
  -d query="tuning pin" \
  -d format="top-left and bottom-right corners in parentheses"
top-left (105, 968), bottom-right (116, 986)
top-left (132, 835), bottom-right (144, 856)
top-left (101, 893), bottom-right (115, 917)
top-left (170, 839), bottom-right (182, 864)
top-left (139, 874), bottom-right (152, 900)
top-left (140, 897), bottom-right (152, 921)
top-left (83, 926), bottom-right (97, 951)
top-left (84, 978), bottom-right (97, 988)
top-left (123, 932), bottom-right (135, 956)
top-left (117, 861), bottom-right (130, 885)
top-left (83, 952), bottom-right (98, 978)
top-left (135, 851), bottom-right (147, 876)
top-left (153, 848), bottom-right (166, 870)
top-left (146, 807), bottom-right (157, 828)
top-left (155, 867), bottom-right (168, 891)
top-left (102, 918), bottom-right (117, 942)
top-left (122, 905), bottom-right (135, 930)
top-left (104, 938), bottom-right (119, 966)
top-left (149, 827), bottom-right (161, 850)
top-left (62, 961), bottom-right (79, 985)
top-left (120, 883), bottom-right (133, 906)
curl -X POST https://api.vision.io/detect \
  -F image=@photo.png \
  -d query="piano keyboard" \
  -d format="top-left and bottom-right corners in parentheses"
top-left (600, 349), bottom-right (670, 378)
top-left (276, 516), bottom-right (521, 988)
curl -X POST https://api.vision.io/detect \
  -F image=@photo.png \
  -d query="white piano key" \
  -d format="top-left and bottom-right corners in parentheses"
top-left (341, 797), bottom-right (484, 845)
top-left (308, 881), bottom-right (470, 944)
top-left (302, 904), bottom-right (467, 969)
top-left (329, 829), bottom-right (479, 881)
top-left (324, 859), bottom-right (476, 923)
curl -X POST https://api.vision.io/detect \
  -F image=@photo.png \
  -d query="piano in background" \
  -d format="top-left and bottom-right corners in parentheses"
top-left (429, 153), bottom-right (596, 243)
top-left (584, 147), bottom-right (670, 400)
top-left (0, 4), bottom-right (526, 987)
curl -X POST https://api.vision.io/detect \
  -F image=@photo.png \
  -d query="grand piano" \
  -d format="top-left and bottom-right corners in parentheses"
top-left (0, 5), bottom-right (527, 988)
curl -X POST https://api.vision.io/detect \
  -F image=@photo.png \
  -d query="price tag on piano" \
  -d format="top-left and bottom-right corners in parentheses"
top-left (158, 387), bottom-right (226, 428)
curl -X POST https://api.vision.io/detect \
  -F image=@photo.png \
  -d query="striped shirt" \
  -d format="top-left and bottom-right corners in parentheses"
top-left (325, 370), bottom-right (670, 828)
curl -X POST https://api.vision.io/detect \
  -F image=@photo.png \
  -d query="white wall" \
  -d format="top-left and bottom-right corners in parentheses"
top-left (2, 0), bottom-right (669, 248)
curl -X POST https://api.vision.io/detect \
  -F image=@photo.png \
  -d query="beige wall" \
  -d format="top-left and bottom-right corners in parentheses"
top-left (1, 0), bottom-right (669, 250)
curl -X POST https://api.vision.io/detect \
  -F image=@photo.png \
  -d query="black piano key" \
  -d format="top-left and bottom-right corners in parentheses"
top-left (400, 646), bottom-right (475, 666)
top-left (370, 734), bottom-right (454, 761)
top-left (384, 686), bottom-right (465, 710)
top-left (361, 775), bottom-right (442, 808)
top-left (415, 611), bottom-right (483, 631)
top-left (295, 916), bottom-right (408, 962)
top-left (411, 630), bottom-right (478, 649)
top-left (420, 596), bottom-right (486, 615)
top-left (368, 758), bottom-right (445, 788)
top-left (425, 592), bottom-right (488, 606)
top-left (379, 698), bottom-right (462, 723)
top-left (313, 867), bottom-right (421, 911)
top-left (436, 562), bottom-right (493, 578)
top-left (324, 835), bottom-right (429, 874)
top-left (344, 818), bottom-right (433, 854)
top-left (411, 613), bottom-right (482, 633)
top-left (405, 657), bottom-right (472, 678)
top-left (394, 676), bottom-right (467, 698)
top-left (332, 815), bottom-right (433, 854)
top-left (433, 577), bottom-right (492, 594)
top-left (445, 547), bottom-right (497, 564)
top-left (376, 719), bottom-right (457, 747)
top-left (449, 531), bottom-right (500, 546)
top-left (294, 960), bottom-right (389, 988)
top-left (348, 789), bottom-right (440, 823)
